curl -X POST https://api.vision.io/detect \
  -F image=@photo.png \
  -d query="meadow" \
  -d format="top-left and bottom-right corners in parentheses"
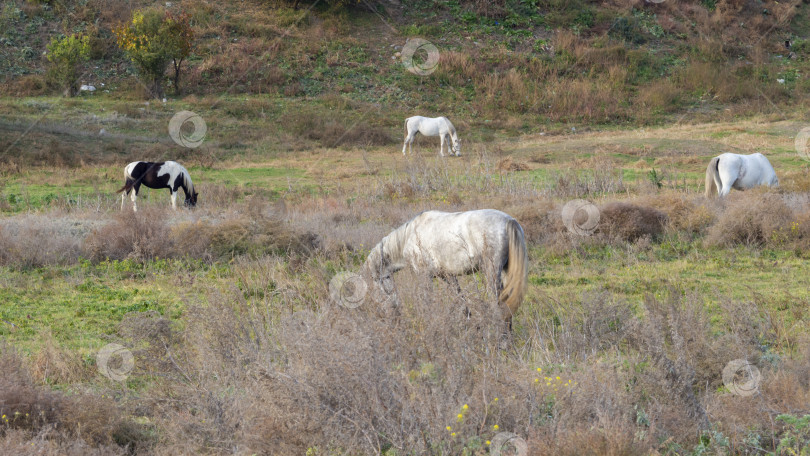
top-left (3, 0), bottom-right (810, 454)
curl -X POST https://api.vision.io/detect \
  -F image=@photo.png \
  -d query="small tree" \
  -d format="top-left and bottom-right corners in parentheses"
top-left (46, 34), bottom-right (90, 97)
top-left (165, 12), bottom-right (193, 94)
top-left (114, 8), bottom-right (193, 98)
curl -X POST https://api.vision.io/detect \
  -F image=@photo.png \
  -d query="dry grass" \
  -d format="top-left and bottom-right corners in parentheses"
top-left (0, 216), bottom-right (85, 268)
top-left (0, 345), bottom-right (148, 453)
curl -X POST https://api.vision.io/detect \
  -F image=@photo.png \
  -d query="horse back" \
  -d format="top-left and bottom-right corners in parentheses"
top-left (125, 161), bottom-right (161, 180)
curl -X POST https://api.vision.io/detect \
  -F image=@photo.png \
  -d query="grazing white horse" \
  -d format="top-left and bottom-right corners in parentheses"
top-left (118, 161), bottom-right (198, 211)
top-left (402, 116), bottom-right (461, 157)
top-left (363, 209), bottom-right (528, 332)
top-left (705, 153), bottom-right (778, 198)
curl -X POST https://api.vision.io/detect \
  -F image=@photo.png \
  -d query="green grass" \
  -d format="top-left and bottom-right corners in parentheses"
top-left (0, 260), bottom-right (190, 355)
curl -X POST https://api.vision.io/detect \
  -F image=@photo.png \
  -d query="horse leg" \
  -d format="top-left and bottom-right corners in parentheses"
top-left (439, 134), bottom-right (445, 157)
top-left (121, 191), bottom-right (126, 211)
top-left (130, 189), bottom-right (138, 212)
top-left (171, 191), bottom-right (178, 210)
top-left (718, 170), bottom-right (735, 197)
top-left (403, 130), bottom-right (415, 156)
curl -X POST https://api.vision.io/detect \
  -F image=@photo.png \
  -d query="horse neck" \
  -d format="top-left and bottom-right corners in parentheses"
top-left (374, 223), bottom-right (408, 274)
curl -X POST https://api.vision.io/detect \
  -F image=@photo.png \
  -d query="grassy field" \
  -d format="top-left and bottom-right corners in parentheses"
top-left (4, 98), bottom-right (810, 453)
top-left (3, 0), bottom-right (810, 453)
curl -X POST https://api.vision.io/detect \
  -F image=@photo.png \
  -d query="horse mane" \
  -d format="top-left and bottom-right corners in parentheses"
top-left (443, 117), bottom-right (457, 136)
top-left (183, 168), bottom-right (195, 195)
top-left (381, 216), bottom-right (411, 264)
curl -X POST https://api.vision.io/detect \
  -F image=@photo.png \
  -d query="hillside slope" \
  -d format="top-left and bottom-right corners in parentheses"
top-left (1, 0), bottom-right (808, 133)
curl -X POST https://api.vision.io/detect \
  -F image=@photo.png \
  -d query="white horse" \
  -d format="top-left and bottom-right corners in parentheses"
top-left (118, 161), bottom-right (198, 211)
top-left (363, 209), bottom-right (528, 331)
top-left (705, 153), bottom-right (778, 198)
top-left (402, 116), bottom-right (461, 157)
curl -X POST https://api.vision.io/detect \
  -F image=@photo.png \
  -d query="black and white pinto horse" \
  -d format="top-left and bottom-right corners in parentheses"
top-left (118, 161), bottom-right (198, 211)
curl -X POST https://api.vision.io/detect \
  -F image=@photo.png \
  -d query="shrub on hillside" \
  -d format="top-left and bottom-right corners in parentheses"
top-left (45, 34), bottom-right (90, 97)
top-left (114, 8), bottom-right (193, 98)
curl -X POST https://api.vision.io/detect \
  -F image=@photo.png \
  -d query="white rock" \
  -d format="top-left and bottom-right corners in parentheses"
top-left (80, 85), bottom-right (96, 91)
top-left (777, 78), bottom-right (785, 84)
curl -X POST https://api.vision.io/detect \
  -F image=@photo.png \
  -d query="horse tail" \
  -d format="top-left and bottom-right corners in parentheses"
top-left (500, 219), bottom-right (529, 321)
top-left (705, 156), bottom-right (720, 198)
top-left (117, 180), bottom-right (134, 194)
top-left (404, 118), bottom-right (409, 139)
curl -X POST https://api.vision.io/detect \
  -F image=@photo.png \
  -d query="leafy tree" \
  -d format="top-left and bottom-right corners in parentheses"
top-left (45, 34), bottom-right (90, 97)
top-left (114, 8), bottom-right (193, 98)
top-left (165, 12), bottom-right (193, 94)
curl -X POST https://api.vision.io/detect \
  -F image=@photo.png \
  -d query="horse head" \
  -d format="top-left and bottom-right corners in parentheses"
top-left (363, 244), bottom-right (398, 301)
top-left (452, 138), bottom-right (461, 156)
top-left (185, 191), bottom-right (198, 208)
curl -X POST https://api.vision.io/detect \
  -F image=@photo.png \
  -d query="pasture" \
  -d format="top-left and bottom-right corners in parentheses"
top-left (3, 0), bottom-right (810, 453)
top-left (3, 100), bottom-right (810, 453)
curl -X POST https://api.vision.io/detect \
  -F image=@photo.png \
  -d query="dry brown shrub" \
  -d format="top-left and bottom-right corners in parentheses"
top-left (0, 75), bottom-right (48, 97)
top-left (143, 266), bottom-right (538, 454)
top-left (598, 202), bottom-right (668, 242)
top-left (638, 193), bottom-right (717, 235)
top-left (0, 346), bottom-right (64, 432)
top-left (29, 331), bottom-right (88, 385)
top-left (0, 346), bottom-right (144, 451)
top-left (84, 208), bottom-right (174, 262)
top-left (636, 79), bottom-right (681, 115)
top-left (531, 417), bottom-right (650, 456)
top-left (496, 156), bottom-right (530, 172)
top-left (282, 110), bottom-right (393, 147)
top-left (172, 212), bottom-right (318, 260)
top-left (505, 199), bottom-right (564, 245)
top-left (436, 51), bottom-right (478, 85)
top-left (0, 217), bottom-right (84, 268)
top-left (704, 191), bottom-right (792, 247)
